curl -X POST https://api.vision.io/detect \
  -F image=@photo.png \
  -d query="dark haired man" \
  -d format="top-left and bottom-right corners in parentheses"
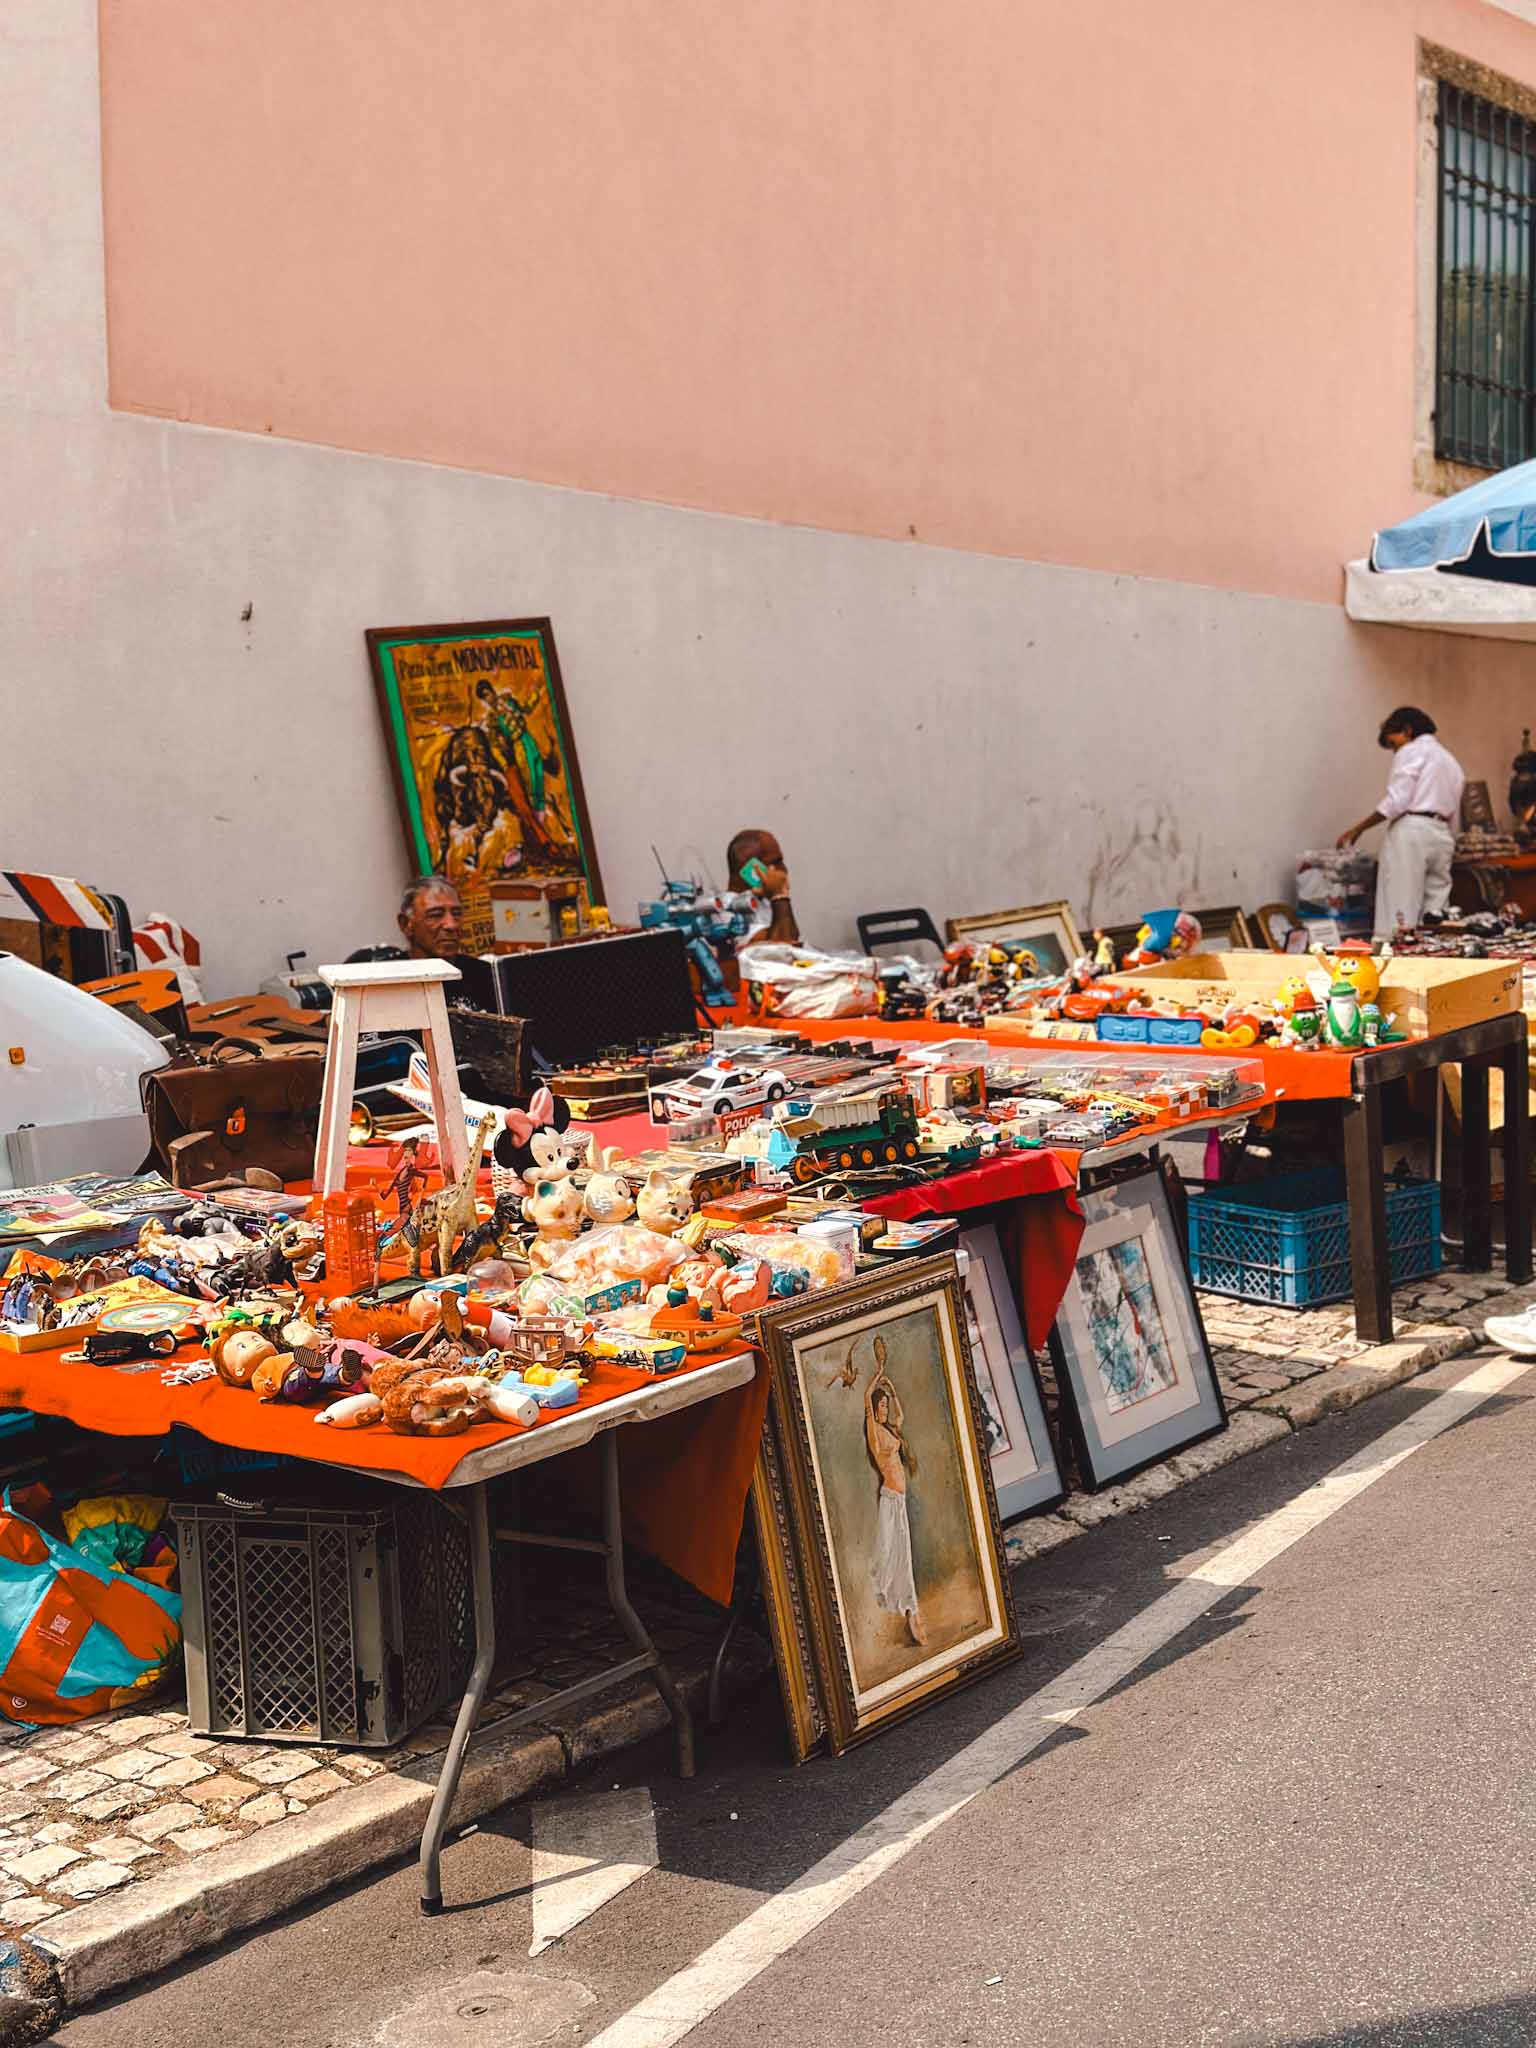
top-left (1335, 707), bottom-right (1465, 939)
top-left (725, 827), bottom-right (800, 946)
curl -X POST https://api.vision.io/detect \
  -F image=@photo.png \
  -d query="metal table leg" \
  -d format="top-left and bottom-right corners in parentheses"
top-left (1343, 1083), bottom-right (1392, 1343)
top-left (601, 1432), bottom-right (696, 1778)
top-left (420, 1480), bottom-right (496, 1915)
top-left (1500, 1032), bottom-right (1534, 1284)
top-left (1461, 1055), bottom-right (1493, 1272)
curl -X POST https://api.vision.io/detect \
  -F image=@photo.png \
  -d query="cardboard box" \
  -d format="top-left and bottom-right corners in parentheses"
top-left (489, 877), bottom-right (584, 949)
top-left (1105, 951), bottom-right (1519, 1040)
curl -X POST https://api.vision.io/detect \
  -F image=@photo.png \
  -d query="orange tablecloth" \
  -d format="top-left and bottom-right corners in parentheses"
top-left (756, 1009), bottom-right (1361, 1102)
top-left (0, 1345), bottom-right (768, 1607)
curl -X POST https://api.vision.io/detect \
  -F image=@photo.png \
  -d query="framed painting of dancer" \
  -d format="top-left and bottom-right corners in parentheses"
top-left (366, 617), bottom-right (603, 955)
top-left (1048, 1166), bottom-right (1227, 1490)
top-left (755, 1254), bottom-right (1021, 1755)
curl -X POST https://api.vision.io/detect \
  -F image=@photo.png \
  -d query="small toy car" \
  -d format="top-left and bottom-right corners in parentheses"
top-left (650, 1058), bottom-right (791, 1124)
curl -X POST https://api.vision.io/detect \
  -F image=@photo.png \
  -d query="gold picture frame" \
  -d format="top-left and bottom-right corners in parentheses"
top-left (750, 1405), bottom-right (828, 1764)
top-left (944, 900), bottom-right (1084, 978)
top-left (755, 1255), bottom-right (1021, 1756)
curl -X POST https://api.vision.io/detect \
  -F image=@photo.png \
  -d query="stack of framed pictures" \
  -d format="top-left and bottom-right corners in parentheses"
top-left (752, 1254), bottom-right (1025, 1760)
top-left (749, 1177), bottom-right (1228, 1761)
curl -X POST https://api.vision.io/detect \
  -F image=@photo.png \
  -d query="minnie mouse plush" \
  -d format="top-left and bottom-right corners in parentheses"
top-left (493, 1085), bottom-right (591, 1189)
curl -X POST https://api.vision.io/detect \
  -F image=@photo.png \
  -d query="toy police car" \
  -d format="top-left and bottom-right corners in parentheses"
top-left (649, 1057), bottom-right (790, 1125)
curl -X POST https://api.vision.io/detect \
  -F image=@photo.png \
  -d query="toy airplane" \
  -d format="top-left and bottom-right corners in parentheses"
top-left (386, 1050), bottom-right (508, 1148)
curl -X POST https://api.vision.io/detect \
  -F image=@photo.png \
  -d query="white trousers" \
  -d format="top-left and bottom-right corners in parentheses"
top-left (1373, 814), bottom-right (1455, 940)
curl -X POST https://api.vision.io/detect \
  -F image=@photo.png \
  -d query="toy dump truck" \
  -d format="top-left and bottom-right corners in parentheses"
top-left (764, 1082), bottom-right (920, 1184)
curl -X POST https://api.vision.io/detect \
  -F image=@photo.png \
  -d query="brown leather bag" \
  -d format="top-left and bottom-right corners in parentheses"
top-left (142, 1053), bottom-right (325, 1187)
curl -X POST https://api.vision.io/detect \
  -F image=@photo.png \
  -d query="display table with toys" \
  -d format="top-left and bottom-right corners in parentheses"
top-left (0, 1316), bottom-right (760, 1912)
top-left (744, 989), bottom-right (1531, 1345)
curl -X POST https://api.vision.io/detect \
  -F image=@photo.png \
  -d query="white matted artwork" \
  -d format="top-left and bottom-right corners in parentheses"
top-left (1049, 1166), bottom-right (1226, 1488)
top-left (957, 1225), bottom-right (1064, 1520)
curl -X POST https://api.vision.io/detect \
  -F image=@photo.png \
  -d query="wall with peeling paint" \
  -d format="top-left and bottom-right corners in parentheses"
top-left (6, 7), bottom-right (1534, 997)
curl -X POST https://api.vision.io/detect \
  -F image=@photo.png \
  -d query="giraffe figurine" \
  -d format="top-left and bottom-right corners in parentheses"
top-left (398, 1112), bottom-right (496, 1278)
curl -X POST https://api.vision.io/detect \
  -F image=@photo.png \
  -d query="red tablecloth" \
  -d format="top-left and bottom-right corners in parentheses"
top-left (859, 1149), bottom-right (1082, 1351)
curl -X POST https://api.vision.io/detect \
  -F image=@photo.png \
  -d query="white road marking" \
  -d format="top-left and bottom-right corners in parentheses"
top-left (528, 1786), bottom-right (657, 1956)
top-left (582, 1351), bottom-right (1533, 2048)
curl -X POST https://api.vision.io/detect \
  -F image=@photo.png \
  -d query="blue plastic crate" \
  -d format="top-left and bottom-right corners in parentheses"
top-left (1188, 1169), bottom-right (1441, 1308)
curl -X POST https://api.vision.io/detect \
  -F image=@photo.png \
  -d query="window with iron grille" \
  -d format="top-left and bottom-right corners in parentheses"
top-left (1437, 83), bottom-right (1536, 470)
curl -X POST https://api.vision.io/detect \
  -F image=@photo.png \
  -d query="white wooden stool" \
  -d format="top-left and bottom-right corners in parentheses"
top-left (314, 960), bottom-right (469, 1195)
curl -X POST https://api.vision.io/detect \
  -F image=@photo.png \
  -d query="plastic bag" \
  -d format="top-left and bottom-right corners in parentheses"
top-left (63, 1495), bottom-right (167, 1577)
top-left (0, 1487), bottom-right (181, 1726)
top-left (739, 942), bottom-right (881, 1020)
top-left (519, 1222), bottom-right (685, 1312)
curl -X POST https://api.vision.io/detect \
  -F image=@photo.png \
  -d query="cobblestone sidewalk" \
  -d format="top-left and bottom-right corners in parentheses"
top-left (0, 1266), bottom-right (1525, 2001)
top-left (0, 1571), bottom-right (745, 1943)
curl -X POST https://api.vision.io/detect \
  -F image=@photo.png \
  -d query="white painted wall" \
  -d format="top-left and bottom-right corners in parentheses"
top-left (5, 5), bottom-right (1533, 998)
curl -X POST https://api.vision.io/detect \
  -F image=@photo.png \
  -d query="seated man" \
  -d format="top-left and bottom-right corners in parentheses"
top-left (356, 875), bottom-right (491, 1009)
top-left (398, 875), bottom-right (465, 961)
top-left (726, 828), bottom-right (800, 947)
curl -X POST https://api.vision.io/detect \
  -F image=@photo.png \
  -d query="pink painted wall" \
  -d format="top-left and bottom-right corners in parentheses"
top-left (99, 0), bottom-right (1536, 604)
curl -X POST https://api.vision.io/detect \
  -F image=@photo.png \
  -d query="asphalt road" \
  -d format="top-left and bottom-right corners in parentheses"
top-left (53, 1351), bottom-right (1536, 2048)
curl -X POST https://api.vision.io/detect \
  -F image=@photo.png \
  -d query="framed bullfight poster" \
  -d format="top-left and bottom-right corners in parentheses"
top-left (366, 617), bottom-right (603, 954)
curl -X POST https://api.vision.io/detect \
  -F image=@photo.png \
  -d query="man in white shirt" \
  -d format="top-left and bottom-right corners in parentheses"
top-left (1336, 707), bottom-right (1466, 939)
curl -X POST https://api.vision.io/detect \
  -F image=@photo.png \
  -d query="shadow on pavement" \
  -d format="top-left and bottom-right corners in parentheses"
top-left (1269, 1991), bottom-right (1536, 2046)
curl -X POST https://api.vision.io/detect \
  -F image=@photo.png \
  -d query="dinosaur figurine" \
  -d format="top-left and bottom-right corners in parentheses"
top-left (457, 1190), bottom-right (524, 1271)
top-left (396, 1112), bottom-right (495, 1277)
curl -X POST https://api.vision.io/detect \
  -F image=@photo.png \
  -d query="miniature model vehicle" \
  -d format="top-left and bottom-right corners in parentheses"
top-left (764, 1083), bottom-right (921, 1185)
top-left (650, 1058), bottom-right (790, 1124)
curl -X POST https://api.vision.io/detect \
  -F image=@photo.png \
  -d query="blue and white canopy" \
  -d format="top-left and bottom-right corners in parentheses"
top-left (1371, 458), bottom-right (1536, 578)
top-left (1346, 459), bottom-right (1536, 639)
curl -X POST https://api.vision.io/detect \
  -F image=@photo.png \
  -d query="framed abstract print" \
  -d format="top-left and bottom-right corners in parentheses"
top-left (756, 1255), bottom-right (1021, 1756)
top-left (1049, 1167), bottom-right (1226, 1489)
top-left (366, 617), bottom-right (603, 954)
top-left (956, 1223), bottom-right (1064, 1521)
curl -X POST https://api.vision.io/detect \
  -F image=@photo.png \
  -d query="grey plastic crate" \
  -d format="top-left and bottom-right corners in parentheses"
top-left (172, 1494), bottom-right (473, 1748)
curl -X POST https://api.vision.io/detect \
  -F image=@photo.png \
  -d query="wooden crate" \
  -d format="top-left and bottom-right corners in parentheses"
top-left (1105, 951), bottom-right (1520, 1040)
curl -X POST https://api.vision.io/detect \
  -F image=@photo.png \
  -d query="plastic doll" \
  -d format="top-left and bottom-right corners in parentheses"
top-left (384, 1137), bottom-right (428, 1223)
